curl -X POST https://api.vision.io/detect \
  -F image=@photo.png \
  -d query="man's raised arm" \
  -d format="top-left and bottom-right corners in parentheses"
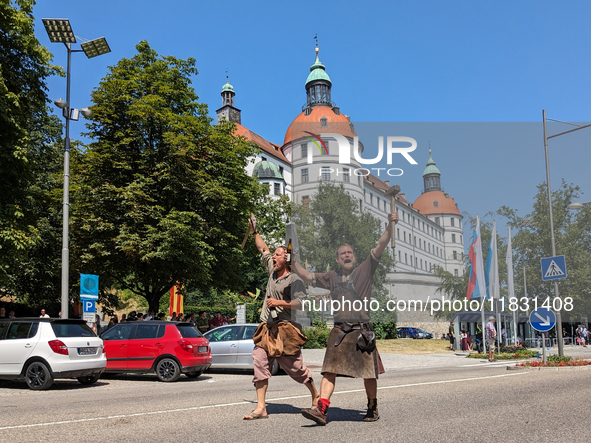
top-left (249, 219), bottom-right (270, 255)
top-left (372, 211), bottom-right (399, 259)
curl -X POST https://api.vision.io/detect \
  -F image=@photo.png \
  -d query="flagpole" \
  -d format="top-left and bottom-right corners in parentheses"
top-left (507, 226), bottom-right (517, 345)
top-left (478, 216), bottom-right (487, 355)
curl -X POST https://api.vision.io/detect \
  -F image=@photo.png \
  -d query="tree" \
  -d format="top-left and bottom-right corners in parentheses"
top-left (498, 181), bottom-right (591, 320)
top-left (0, 0), bottom-right (62, 285)
top-left (71, 42), bottom-right (267, 313)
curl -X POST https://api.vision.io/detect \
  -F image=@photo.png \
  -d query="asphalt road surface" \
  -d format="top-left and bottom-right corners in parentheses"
top-left (0, 361), bottom-right (588, 442)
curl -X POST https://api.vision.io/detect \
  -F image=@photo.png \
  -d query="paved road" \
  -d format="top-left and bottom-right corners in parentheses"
top-left (1, 349), bottom-right (589, 442)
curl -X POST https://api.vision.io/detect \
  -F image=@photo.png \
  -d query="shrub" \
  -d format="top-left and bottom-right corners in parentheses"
top-left (373, 322), bottom-right (397, 340)
top-left (303, 323), bottom-right (331, 349)
top-left (547, 355), bottom-right (572, 363)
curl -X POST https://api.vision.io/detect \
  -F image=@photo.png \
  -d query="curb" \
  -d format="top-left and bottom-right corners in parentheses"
top-left (507, 364), bottom-right (591, 371)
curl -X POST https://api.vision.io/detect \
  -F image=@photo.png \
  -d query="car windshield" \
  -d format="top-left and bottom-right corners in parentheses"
top-left (177, 325), bottom-right (202, 338)
top-left (51, 322), bottom-right (96, 337)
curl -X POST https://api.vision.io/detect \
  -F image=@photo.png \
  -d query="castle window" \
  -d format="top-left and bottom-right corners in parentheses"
top-left (302, 143), bottom-right (308, 159)
top-left (321, 167), bottom-right (331, 181)
top-left (321, 116), bottom-right (327, 128)
top-left (301, 168), bottom-right (309, 183)
top-left (453, 251), bottom-right (457, 260)
top-left (452, 234), bottom-right (456, 243)
top-left (434, 201), bottom-right (438, 208)
top-left (451, 218), bottom-right (455, 227)
top-left (274, 183), bottom-right (280, 195)
top-left (343, 168), bottom-right (350, 183)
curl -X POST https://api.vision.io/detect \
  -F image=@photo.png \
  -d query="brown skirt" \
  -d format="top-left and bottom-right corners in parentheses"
top-left (321, 327), bottom-right (385, 379)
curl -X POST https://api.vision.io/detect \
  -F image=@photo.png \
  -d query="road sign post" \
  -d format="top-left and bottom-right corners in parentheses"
top-left (530, 308), bottom-right (556, 365)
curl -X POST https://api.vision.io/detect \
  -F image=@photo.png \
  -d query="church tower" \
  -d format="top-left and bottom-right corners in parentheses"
top-left (216, 77), bottom-right (241, 124)
top-left (422, 146), bottom-right (442, 192)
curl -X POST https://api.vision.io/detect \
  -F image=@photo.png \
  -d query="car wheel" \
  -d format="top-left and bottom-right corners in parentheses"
top-left (77, 374), bottom-right (100, 385)
top-left (185, 371), bottom-right (203, 379)
top-left (271, 360), bottom-right (280, 376)
top-left (156, 358), bottom-right (181, 382)
top-left (25, 361), bottom-right (53, 390)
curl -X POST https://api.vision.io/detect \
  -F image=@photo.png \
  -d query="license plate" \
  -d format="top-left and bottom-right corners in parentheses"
top-left (78, 347), bottom-right (96, 355)
top-left (198, 346), bottom-right (208, 353)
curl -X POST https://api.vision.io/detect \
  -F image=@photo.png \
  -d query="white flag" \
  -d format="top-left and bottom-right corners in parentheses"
top-left (485, 221), bottom-right (500, 300)
top-left (506, 227), bottom-right (515, 300)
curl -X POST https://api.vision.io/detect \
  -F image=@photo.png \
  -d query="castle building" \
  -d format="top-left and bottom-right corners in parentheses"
top-left (215, 47), bottom-right (464, 334)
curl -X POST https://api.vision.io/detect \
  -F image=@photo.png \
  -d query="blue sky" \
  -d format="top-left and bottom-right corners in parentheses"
top-left (33, 1), bottom-right (590, 244)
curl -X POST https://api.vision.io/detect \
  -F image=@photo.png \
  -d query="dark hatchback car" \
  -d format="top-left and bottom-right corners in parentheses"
top-left (397, 327), bottom-right (433, 339)
top-left (100, 321), bottom-right (211, 382)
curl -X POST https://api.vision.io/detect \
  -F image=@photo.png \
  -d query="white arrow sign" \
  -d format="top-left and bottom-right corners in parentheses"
top-left (534, 312), bottom-right (551, 326)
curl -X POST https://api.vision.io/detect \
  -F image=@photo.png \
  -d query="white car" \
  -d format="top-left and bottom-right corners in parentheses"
top-left (203, 323), bottom-right (279, 375)
top-left (0, 318), bottom-right (106, 390)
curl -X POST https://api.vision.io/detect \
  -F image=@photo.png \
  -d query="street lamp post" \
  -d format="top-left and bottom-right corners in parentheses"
top-left (42, 19), bottom-right (110, 319)
top-left (542, 110), bottom-right (591, 356)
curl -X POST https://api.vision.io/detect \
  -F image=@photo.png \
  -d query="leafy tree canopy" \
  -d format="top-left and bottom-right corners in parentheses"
top-left (0, 0), bottom-right (62, 284)
top-left (71, 41), bottom-right (268, 313)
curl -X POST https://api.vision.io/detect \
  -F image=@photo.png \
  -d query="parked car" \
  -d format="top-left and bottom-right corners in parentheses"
top-left (100, 321), bottom-right (211, 382)
top-left (0, 318), bottom-right (106, 390)
top-left (203, 323), bottom-right (279, 375)
top-left (396, 327), bottom-right (433, 339)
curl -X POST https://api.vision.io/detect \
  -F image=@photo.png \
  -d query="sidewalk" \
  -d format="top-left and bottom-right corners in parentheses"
top-left (301, 345), bottom-right (591, 372)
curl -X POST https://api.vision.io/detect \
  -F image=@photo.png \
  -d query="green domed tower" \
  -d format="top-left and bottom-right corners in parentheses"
top-left (216, 76), bottom-right (241, 124)
top-left (423, 147), bottom-right (442, 192)
top-left (304, 45), bottom-right (333, 114)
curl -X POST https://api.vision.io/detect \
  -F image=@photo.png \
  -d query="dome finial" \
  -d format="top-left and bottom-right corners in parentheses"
top-left (429, 140), bottom-right (432, 156)
top-left (314, 33), bottom-right (319, 54)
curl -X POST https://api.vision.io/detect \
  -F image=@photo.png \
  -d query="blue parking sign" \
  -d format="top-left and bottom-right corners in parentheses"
top-left (83, 300), bottom-right (95, 314)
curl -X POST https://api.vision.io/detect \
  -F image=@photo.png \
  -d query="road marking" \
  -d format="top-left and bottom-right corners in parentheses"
top-left (0, 373), bottom-right (528, 431)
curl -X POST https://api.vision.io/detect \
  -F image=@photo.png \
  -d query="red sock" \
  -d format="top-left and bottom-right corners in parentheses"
top-left (317, 398), bottom-right (330, 414)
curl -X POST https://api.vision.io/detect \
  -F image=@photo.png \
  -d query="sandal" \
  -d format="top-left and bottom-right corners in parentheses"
top-left (243, 411), bottom-right (269, 420)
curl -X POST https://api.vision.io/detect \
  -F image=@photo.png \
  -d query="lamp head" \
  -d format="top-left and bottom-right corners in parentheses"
top-left (54, 98), bottom-right (67, 109)
top-left (80, 108), bottom-right (93, 118)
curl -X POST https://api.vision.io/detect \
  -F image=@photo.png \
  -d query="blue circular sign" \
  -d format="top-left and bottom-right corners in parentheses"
top-left (529, 308), bottom-right (556, 332)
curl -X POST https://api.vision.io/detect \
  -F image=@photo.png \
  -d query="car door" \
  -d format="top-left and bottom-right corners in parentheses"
top-left (205, 326), bottom-right (241, 366)
top-left (0, 322), bottom-right (40, 375)
top-left (101, 324), bottom-right (135, 370)
top-left (236, 325), bottom-right (257, 368)
top-left (127, 324), bottom-right (165, 370)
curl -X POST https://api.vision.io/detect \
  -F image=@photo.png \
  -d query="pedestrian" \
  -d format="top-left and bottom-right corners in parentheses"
top-left (8, 310), bottom-right (15, 318)
top-left (294, 212), bottom-right (399, 425)
top-left (196, 311), bottom-right (209, 334)
top-left (485, 316), bottom-right (496, 362)
top-left (243, 219), bottom-right (319, 420)
top-left (0, 307), bottom-right (5, 319)
top-left (449, 321), bottom-right (456, 351)
top-left (209, 311), bottom-right (236, 330)
top-left (40, 309), bottom-right (50, 318)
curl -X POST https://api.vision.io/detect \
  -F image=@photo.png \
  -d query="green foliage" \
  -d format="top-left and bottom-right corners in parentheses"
top-left (70, 42), bottom-right (268, 313)
top-left (497, 181), bottom-right (591, 319)
top-left (0, 0), bottom-right (62, 286)
top-left (467, 349), bottom-right (537, 360)
top-left (372, 321), bottom-right (397, 340)
top-left (433, 266), bottom-right (468, 320)
top-left (291, 182), bottom-right (394, 298)
top-left (547, 354), bottom-right (572, 363)
top-left (303, 323), bottom-right (331, 349)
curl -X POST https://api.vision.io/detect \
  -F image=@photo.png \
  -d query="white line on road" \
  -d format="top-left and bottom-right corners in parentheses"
top-left (0, 372), bottom-right (528, 431)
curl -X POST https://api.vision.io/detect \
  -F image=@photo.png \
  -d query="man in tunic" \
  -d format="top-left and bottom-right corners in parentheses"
top-left (243, 220), bottom-right (319, 420)
top-left (294, 212), bottom-right (398, 425)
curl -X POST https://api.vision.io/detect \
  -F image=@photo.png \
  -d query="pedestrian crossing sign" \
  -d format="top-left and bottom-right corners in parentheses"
top-left (540, 255), bottom-right (567, 281)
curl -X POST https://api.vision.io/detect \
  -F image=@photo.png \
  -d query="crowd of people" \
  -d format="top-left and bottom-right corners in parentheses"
top-left (102, 309), bottom-right (236, 334)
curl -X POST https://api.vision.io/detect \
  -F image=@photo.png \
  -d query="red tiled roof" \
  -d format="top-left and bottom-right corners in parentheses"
top-left (284, 106), bottom-right (356, 145)
top-left (234, 123), bottom-right (287, 163)
top-left (413, 190), bottom-right (461, 215)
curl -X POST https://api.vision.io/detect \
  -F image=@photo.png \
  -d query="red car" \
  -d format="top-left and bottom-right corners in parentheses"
top-left (100, 321), bottom-right (211, 382)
